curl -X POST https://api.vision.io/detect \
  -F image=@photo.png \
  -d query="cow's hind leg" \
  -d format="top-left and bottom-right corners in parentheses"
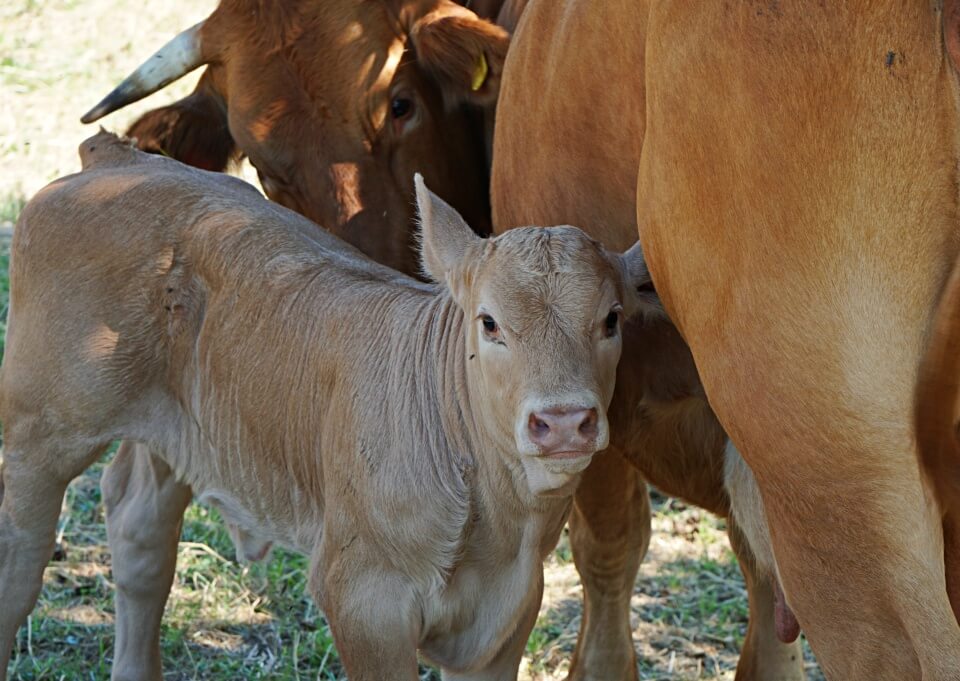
top-left (727, 520), bottom-right (805, 681)
top-left (566, 448), bottom-right (650, 681)
top-left (0, 440), bottom-right (107, 680)
top-left (103, 441), bottom-right (192, 681)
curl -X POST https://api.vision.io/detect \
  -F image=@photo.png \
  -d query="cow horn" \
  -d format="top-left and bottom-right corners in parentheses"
top-left (81, 22), bottom-right (206, 124)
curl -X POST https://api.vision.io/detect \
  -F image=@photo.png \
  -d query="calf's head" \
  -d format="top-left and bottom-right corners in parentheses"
top-left (81, 0), bottom-right (509, 275)
top-left (416, 175), bottom-right (656, 495)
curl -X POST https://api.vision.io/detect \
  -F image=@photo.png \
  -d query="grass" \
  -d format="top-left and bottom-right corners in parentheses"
top-left (6, 457), bottom-right (354, 681)
top-left (8, 469), bottom-right (822, 680)
top-left (1, 0), bottom-right (823, 678)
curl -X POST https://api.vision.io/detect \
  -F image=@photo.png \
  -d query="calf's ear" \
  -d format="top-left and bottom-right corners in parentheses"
top-left (618, 241), bottom-right (663, 317)
top-left (415, 173), bottom-right (481, 286)
top-left (410, 1), bottom-right (510, 107)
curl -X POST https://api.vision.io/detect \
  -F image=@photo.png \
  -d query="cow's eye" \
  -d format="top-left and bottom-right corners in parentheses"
top-left (390, 96), bottom-right (414, 120)
top-left (603, 308), bottom-right (620, 338)
top-left (480, 314), bottom-right (502, 343)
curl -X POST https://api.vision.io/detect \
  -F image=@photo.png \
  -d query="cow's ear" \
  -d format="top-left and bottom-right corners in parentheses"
top-left (617, 242), bottom-right (663, 318)
top-left (125, 71), bottom-right (237, 172)
top-left (410, 2), bottom-right (510, 107)
top-left (415, 173), bottom-right (481, 287)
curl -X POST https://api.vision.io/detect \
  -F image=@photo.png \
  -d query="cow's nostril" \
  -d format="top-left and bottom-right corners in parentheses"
top-left (529, 413), bottom-right (550, 440)
top-left (578, 409), bottom-right (599, 439)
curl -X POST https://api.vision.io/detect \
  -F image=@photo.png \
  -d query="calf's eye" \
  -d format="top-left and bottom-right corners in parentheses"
top-left (480, 314), bottom-right (503, 343)
top-left (603, 309), bottom-right (620, 338)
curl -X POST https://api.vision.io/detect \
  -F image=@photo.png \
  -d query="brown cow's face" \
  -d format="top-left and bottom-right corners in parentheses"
top-left (114, 0), bottom-right (508, 276)
top-left (416, 177), bottom-right (656, 496)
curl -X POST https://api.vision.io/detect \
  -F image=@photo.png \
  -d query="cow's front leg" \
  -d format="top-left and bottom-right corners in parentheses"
top-left (102, 441), bottom-right (192, 681)
top-left (442, 574), bottom-right (543, 681)
top-left (317, 555), bottom-right (420, 681)
top-left (566, 448), bottom-right (650, 681)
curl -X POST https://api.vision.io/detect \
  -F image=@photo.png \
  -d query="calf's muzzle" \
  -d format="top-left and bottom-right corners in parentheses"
top-left (527, 407), bottom-right (600, 457)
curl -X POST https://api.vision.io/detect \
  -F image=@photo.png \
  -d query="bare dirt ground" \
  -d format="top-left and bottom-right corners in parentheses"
top-left (1, 1), bottom-right (824, 678)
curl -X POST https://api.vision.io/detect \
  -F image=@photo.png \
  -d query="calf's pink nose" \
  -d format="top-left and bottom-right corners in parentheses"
top-left (527, 407), bottom-right (599, 454)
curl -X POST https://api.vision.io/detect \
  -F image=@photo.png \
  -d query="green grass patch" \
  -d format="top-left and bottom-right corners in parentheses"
top-left (0, 194), bottom-right (23, 225)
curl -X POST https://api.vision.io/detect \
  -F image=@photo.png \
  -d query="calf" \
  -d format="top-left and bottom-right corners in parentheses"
top-left (0, 132), bottom-right (654, 680)
top-left (79, 1), bottom-right (511, 669)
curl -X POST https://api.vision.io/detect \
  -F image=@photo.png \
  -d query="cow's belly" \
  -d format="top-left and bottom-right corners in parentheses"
top-left (195, 488), bottom-right (317, 561)
top-left (157, 420), bottom-right (323, 558)
top-left (636, 3), bottom-right (958, 447)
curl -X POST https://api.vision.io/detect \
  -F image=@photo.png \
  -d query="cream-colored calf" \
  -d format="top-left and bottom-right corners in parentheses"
top-left (0, 132), bottom-right (655, 681)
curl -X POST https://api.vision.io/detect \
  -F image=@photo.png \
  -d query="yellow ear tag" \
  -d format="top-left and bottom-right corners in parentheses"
top-left (471, 52), bottom-right (489, 92)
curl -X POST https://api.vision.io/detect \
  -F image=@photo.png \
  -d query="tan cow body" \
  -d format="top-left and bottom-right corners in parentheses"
top-left (495, 0), bottom-right (960, 678)
top-left (76, 2), bottom-right (510, 673)
top-left (491, 1), bottom-right (800, 678)
top-left (0, 133), bottom-right (653, 680)
top-left (636, 4), bottom-right (960, 678)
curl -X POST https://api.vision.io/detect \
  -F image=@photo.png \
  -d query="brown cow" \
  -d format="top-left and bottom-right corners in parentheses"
top-left (0, 132), bottom-right (656, 680)
top-left (916, 228), bottom-right (960, 621)
top-left (497, 1), bottom-right (960, 679)
top-left (81, 0), bottom-right (510, 275)
top-left (490, 1), bottom-right (800, 678)
top-left (635, 3), bottom-right (960, 678)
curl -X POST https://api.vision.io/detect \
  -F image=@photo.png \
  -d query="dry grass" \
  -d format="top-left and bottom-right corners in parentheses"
top-left (1, 0), bottom-right (217, 210)
top-left (1, 1), bottom-right (823, 679)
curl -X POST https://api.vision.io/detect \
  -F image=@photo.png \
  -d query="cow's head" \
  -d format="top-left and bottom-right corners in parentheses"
top-left (415, 175), bottom-right (658, 496)
top-left (81, 0), bottom-right (509, 275)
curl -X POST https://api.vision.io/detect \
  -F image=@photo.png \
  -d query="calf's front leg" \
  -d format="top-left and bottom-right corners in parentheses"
top-left (317, 552), bottom-right (420, 681)
top-left (102, 441), bottom-right (192, 681)
top-left (442, 574), bottom-right (543, 681)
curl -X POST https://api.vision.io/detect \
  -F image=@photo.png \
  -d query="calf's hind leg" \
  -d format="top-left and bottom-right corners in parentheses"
top-left (0, 441), bottom-right (107, 680)
top-left (103, 441), bottom-right (192, 681)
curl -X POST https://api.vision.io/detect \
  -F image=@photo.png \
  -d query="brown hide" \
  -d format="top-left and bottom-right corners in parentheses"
top-left (489, 2), bottom-right (804, 679)
top-left (635, 3), bottom-right (960, 679)
top-left (85, 0), bottom-right (510, 275)
top-left (491, 0), bottom-right (940, 680)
